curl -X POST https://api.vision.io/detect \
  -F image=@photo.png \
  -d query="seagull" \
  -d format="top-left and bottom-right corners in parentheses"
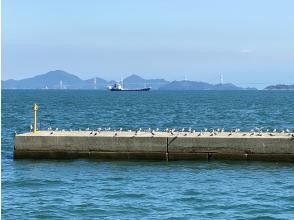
top-left (50, 131), bottom-right (54, 135)
top-left (86, 128), bottom-right (90, 131)
top-left (151, 130), bottom-right (155, 135)
top-left (273, 129), bottom-right (277, 133)
top-left (119, 128), bottom-right (123, 132)
top-left (94, 132), bottom-right (97, 136)
top-left (198, 131), bottom-right (203, 136)
top-left (286, 129), bottom-right (290, 133)
top-left (188, 128), bottom-right (192, 133)
top-left (156, 128), bottom-right (159, 132)
top-left (90, 131), bottom-right (93, 135)
top-left (204, 128), bottom-right (208, 132)
top-left (55, 128), bottom-right (59, 131)
top-left (181, 128), bottom-right (185, 132)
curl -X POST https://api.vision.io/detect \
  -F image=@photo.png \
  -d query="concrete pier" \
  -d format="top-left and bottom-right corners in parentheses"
top-left (14, 131), bottom-right (294, 162)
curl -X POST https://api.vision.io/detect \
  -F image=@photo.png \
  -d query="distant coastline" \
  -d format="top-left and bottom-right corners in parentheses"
top-left (1, 70), bottom-right (292, 90)
top-left (264, 84), bottom-right (294, 90)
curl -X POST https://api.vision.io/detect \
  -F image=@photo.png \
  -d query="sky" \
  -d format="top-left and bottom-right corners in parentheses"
top-left (2, 0), bottom-right (294, 88)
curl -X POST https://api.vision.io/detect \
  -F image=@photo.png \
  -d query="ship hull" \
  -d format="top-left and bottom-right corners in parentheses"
top-left (110, 88), bottom-right (151, 91)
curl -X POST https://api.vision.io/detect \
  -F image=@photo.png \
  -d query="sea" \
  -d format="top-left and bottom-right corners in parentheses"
top-left (2, 90), bottom-right (294, 219)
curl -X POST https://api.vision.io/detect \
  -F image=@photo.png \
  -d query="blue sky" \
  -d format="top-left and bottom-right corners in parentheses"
top-left (2, 0), bottom-right (294, 88)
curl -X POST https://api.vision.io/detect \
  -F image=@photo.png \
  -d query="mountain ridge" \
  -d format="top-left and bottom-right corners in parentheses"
top-left (2, 70), bottom-right (256, 90)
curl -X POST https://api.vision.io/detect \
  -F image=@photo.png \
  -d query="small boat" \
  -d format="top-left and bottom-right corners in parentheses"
top-left (108, 82), bottom-right (151, 91)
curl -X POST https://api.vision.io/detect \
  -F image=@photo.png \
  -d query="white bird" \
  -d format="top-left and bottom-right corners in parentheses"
top-left (55, 128), bottom-right (59, 131)
top-left (86, 128), bottom-right (90, 131)
top-left (156, 128), bottom-right (159, 132)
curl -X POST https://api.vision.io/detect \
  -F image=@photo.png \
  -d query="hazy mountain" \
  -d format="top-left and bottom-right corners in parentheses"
top-left (264, 84), bottom-right (294, 90)
top-left (122, 74), bottom-right (169, 89)
top-left (159, 80), bottom-right (213, 90)
top-left (2, 70), bottom-right (256, 90)
top-left (83, 77), bottom-right (108, 90)
top-left (158, 81), bottom-right (250, 90)
top-left (2, 70), bottom-right (83, 89)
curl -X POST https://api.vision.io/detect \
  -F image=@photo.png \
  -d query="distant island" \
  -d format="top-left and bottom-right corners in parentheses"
top-left (2, 70), bottom-right (257, 90)
top-left (264, 84), bottom-right (294, 90)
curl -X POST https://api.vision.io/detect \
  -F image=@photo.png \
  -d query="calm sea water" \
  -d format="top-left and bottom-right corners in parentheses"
top-left (2, 90), bottom-right (294, 219)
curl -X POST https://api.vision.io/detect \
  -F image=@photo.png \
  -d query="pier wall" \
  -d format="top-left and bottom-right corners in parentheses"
top-left (14, 132), bottom-right (294, 162)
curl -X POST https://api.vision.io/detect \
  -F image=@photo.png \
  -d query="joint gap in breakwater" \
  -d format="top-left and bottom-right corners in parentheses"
top-left (166, 137), bottom-right (169, 161)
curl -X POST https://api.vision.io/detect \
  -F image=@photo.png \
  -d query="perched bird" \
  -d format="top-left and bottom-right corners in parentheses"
top-left (56, 128), bottom-right (59, 131)
top-left (86, 128), bottom-right (90, 131)
top-left (50, 131), bottom-right (54, 135)
top-left (156, 128), bottom-right (159, 132)
top-left (151, 130), bottom-right (155, 135)
top-left (90, 131), bottom-right (93, 135)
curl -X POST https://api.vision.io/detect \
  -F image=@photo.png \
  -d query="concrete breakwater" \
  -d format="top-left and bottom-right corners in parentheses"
top-left (14, 130), bottom-right (294, 162)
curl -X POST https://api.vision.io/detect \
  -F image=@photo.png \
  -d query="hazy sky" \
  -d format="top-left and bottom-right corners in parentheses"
top-left (2, 0), bottom-right (294, 88)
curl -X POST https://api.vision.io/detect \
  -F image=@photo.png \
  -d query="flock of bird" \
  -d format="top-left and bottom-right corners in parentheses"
top-left (43, 127), bottom-right (294, 137)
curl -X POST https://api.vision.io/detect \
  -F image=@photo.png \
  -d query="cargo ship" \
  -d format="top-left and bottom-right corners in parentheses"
top-left (108, 82), bottom-right (151, 91)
